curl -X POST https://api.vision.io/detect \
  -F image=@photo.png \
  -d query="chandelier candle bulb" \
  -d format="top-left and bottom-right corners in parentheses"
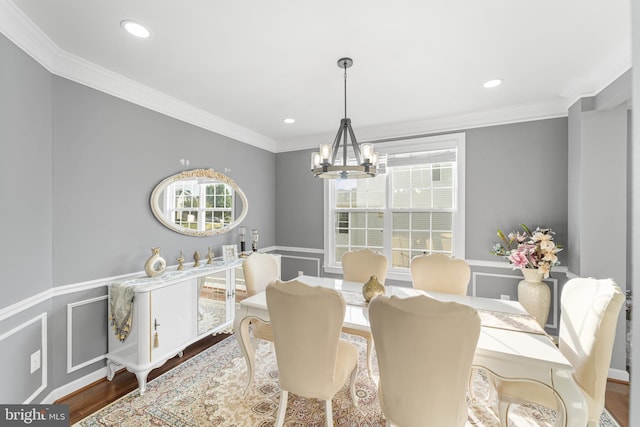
top-left (320, 144), bottom-right (332, 163)
top-left (361, 143), bottom-right (374, 163)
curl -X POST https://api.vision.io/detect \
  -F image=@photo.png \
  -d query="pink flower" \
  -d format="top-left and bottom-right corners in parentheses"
top-left (508, 250), bottom-right (529, 269)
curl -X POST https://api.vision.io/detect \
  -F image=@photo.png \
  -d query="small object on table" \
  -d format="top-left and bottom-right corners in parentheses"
top-left (239, 226), bottom-right (248, 257)
top-left (251, 229), bottom-right (259, 252)
top-left (144, 247), bottom-right (166, 277)
top-left (177, 251), bottom-right (184, 270)
top-left (206, 247), bottom-right (214, 264)
top-left (193, 250), bottom-right (201, 267)
top-left (362, 274), bottom-right (385, 302)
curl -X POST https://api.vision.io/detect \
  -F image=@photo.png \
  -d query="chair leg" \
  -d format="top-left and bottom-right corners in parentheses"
top-left (275, 390), bottom-right (288, 427)
top-left (324, 399), bottom-right (333, 427)
top-left (349, 363), bottom-right (358, 407)
top-left (365, 334), bottom-right (374, 377)
top-left (498, 400), bottom-right (510, 427)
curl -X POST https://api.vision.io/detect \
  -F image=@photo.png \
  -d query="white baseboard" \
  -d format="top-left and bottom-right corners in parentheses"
top-left (608, 368), bottom-right (629, 382)
top-left (40, 366), bottom-right (108, 404)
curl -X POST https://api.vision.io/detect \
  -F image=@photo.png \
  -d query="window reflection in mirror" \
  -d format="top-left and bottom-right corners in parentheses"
top-left (150, 169), bottom-right (248, 237)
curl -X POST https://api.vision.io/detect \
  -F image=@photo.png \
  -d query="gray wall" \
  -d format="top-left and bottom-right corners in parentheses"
top-left (0, 33), bottom-right (276, 403)
top-left (51, 76), bottom-right (276, 285)
top-left (276, 118), bottom-right (569, 264)
top-left (464, 119), bottom-right (568, 263)
top-left (0, 34), bottom-right (53, 306)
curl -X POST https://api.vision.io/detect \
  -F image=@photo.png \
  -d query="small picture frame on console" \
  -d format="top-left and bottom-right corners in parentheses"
top-left (222, 244), bottom-right (238, 262)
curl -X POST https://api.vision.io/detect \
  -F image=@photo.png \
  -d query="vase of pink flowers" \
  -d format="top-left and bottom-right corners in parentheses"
top-left (491, 224), bottom-right (563, 327)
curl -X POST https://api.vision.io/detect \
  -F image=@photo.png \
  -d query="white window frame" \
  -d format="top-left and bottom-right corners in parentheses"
top-left (323, 132), bottom-right (466, 281)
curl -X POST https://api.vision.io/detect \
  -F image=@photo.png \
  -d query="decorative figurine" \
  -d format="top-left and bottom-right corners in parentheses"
top-left (193, 250), bottom-right (201, 267)
top-left (206, 247), bottom-right (214, 264)
top-left (177, 251), bottom-right (185, 271)
top-left (362, 274), bottom-right (385, 302)
top-left (144, 247), bottom-right (166, 277)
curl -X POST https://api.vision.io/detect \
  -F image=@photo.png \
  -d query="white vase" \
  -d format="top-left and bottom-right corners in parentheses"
top-left (517, 268), bottom-right (550, 328)
top-left (144, 247), bottom-right (166, 277)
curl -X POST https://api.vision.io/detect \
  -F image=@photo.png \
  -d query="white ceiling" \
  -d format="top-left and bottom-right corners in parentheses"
top-left (1, 0), bottom-right (632, 152)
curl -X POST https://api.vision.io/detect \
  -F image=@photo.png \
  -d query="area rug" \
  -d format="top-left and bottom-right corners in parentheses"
top-left (76, 335), bottom-right (621, 427)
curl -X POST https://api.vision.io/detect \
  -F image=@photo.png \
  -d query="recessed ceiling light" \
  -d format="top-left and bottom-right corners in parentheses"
top-left (120, 20), bottom-right (150, 38)
top-left (283, 118), bottom-right (296, 124)
top-left (483, 79), bottom-right (503, 89)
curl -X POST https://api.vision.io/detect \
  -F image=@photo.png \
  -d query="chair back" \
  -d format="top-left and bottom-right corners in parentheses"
top-left (369, 295), bottom-right (481, 427)
top-left (558, 277), bottom-right (624, 418)
top-left (410, 253), bottom-right (470, 295)
top-left (266, 280), bottom-right (347, 400)
top-left (242, 253), bottom-right (280, 296)
top-left (342, 249), bottom-right (388, 283)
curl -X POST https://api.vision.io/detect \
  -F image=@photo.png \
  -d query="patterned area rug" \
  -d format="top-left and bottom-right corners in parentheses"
top-left (76, 335), bottom-right (621, 426)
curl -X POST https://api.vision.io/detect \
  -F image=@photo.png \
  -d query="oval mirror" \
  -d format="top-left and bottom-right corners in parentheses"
top-left (150, 169), bottom-right (248, 237)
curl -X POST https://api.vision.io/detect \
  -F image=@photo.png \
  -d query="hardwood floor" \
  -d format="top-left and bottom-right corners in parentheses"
top-left (57, 333), bottom-right (230, 425)
top-left (58, 333), bottom-right (630, 426)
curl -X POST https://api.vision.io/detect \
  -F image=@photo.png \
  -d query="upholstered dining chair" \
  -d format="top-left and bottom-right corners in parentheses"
top-left (369, 294), bottom-right (481, 427)
top-left (266, 279), bottom-right (359, 427)
top-left (341, 248), bottom-right (388, 376)
top-left (410, 253), bottom-right (470, 295)
top-left (242, 252), bottom-right (280, 342)
top-left (494, 277), bottom-right (625, 427)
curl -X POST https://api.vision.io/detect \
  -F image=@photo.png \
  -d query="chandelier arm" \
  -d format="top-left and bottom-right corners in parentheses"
top-left (329, 123), bottom-right (344, 165)
top-left (346, 122), bottom-right (362, 163)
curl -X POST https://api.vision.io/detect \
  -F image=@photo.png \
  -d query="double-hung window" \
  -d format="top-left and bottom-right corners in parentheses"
top-left (324, 133), bottom-right (465, 280)
top-left (165, 180), bottom-right (234, 232)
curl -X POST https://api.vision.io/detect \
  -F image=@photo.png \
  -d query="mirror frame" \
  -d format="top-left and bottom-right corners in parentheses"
top-left (150, 168), bottom-right (248, 237)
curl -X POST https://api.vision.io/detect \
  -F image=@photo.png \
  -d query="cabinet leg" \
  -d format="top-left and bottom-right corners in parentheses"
top-left (136, 371), bottom-right (149, 396)
top-left (106, 361), bottom-right (117, 381)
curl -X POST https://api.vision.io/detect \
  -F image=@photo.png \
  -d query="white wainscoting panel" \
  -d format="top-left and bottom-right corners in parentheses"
top-left (0, 313), bottom-right (47, 403)
top-left (67, 295), bottom-right (108, 373)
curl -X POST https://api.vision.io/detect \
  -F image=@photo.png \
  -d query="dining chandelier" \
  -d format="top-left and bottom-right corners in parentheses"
top-left (310, 58), bottom-right (379, 179)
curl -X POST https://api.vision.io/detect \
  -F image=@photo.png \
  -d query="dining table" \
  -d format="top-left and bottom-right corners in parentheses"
top-left (233, 275), bottom-right (588, 427)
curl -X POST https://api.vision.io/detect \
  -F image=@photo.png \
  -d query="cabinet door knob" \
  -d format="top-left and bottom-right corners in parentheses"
top-left (154, 319), bottom-right (161, 330)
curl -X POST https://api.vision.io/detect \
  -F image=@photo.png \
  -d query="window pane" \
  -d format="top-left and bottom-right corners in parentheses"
top-left (393, 212), bottom-right (410, 230)
top-left (335, 247), bottom-right (348, 264)
top-left (432, 231), bottom-right (453, 253)
top-left (367, 229), bottom-right (383, 247)
top-left (351, 212), bottom-right (366, 228)
top-left (367, 212), bottom-right (384, 228)
top-left (392, 250), bottom-right (410, 268)
top-left (411, 212), bottom-right (430, 230)
top-left (433, 188), bottom-right (452, 208)
top-left (335, 229), bottom-right (349, 245)
top-left (433, 166), bottom-right (453, 187)
top-left (412, 188), bottom-right (431, 208)
top-left (351, 229), bottom-right (366, 246)
top-left (432, 212), bottom-right (452, 230)
top-left (368, 191), bottom-right (385, 208)
top-left (411, 166), bottom-right (431, 187)
top-left (393, 190), bottom-right (410, 208)
top-left (412, 231), bottom-right (430, 251)
top-left (336, 191), bottom-right (351, 208)
top-left (392, 231), bottom-right (410, 249)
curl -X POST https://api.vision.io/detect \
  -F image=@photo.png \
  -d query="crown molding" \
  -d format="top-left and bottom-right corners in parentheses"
top-left (0, 0), bottom-right (277, 153)
top-left (2, 0), bottom-right (630, 156)
top-left (562, 41), bottom-right (632, 108)
top-left (276, 100), bottom-right (569, 153)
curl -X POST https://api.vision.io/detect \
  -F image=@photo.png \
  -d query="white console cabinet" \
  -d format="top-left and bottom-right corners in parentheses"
top-left (106, 260), bottom-right (244, 394)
